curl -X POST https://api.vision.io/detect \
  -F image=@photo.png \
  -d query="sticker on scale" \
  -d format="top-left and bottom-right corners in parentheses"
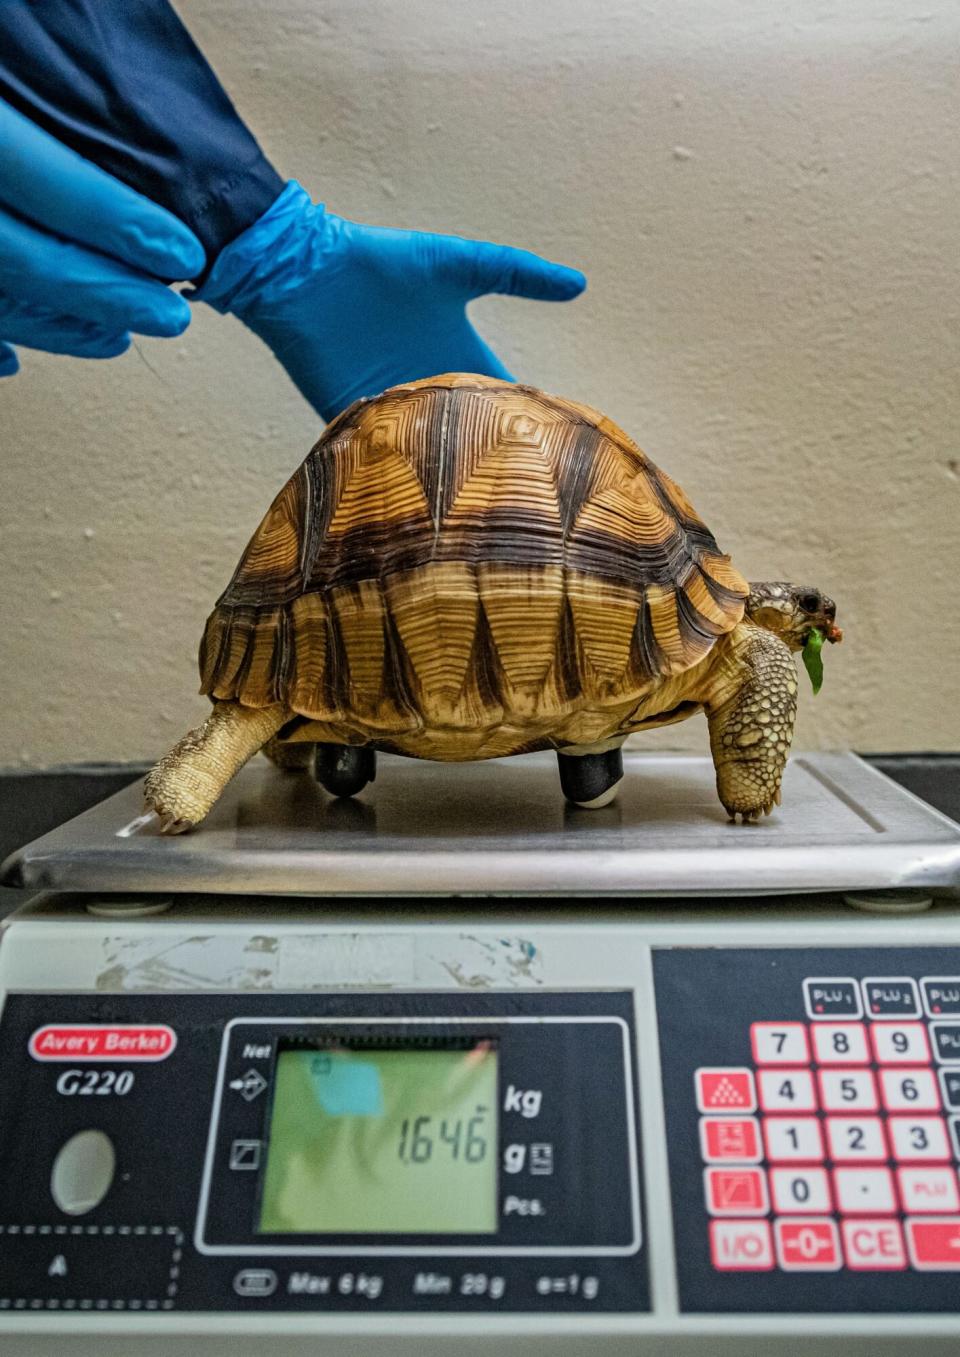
top-left (29, 1024), bottom-right (177, 1062)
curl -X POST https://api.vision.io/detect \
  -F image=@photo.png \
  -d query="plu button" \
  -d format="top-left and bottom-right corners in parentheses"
top-left (803, 978), bottom-right (862, 1020)
top-left (862, 977), bottom-right (920, 1019)
top-left (931, 1024), bottom-right (960, 1063)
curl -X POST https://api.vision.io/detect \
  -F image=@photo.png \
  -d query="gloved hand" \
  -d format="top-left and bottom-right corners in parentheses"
top-left (192, 181), bottom-right (586, 421)
top-left (0, 98), bottom-right (205, 376)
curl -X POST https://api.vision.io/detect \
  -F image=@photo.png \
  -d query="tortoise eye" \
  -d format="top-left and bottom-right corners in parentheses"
top-left (798, 591), bottom-right (820, 613)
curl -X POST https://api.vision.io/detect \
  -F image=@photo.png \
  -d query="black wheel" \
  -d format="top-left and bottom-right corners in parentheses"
top-left (557, 748), bottom-right (624, 807)
top-left (315, 744), bottom-right (377, 798)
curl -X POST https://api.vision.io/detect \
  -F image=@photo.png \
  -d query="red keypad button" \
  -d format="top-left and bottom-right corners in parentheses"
top-left (750, 1022), bottom-right (810, 1065)
top-left (758, 1068), bottom-right (818, 1113)
top-left (897, 1168), bottom-right (960, 1214)
top-left (763, 1116), bottom-right (824, 1163)
top-left (841, 1218), bottom-right (908, 1270)
top-left (870, 1023), bottom-right (931, 1065)
top-left (818, 1068), bottom-right (878, 1112)
top-left (879, 1067), bottom-right (940, 1112)
top-left (700, 1116), bottom-right (761, 1163)
top-left (888, 1116), bottom-right (951, 1162)
top-left (811, 1022), bottom-right (869, 1065)
top-left (709, 1219), bottom-right (774, 1271)
top-left (696, 1067), bottom-right (756, 1114)
top-left (774, 1217), bottom-right (842, 1271)
top-left (906, 1217), bottom-right (960, 1270)
top-left (704, 1166), bottom-right (769, 1216)
top-left (825, 1116), bottom-right (888, 1163)
top-left (770, 1167), bottom-right (832, 1214)
top-left (833, 1167), bottom-right (898, 1215)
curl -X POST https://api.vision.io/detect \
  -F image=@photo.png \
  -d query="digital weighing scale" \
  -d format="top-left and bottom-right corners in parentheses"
top-left (2, 750), bottom-right (960, 1355)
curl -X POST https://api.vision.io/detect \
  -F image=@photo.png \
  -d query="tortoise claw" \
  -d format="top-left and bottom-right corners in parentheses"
top-left (156, 811), bottom-right (194, 836)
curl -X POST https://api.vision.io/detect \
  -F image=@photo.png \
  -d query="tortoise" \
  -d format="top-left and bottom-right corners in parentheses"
top-left (145, 373), bottom-right (841, 831)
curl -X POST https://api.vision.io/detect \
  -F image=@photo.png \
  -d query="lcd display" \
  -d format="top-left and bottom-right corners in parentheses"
top-left (258, 1043), bottom-right (498, 1234)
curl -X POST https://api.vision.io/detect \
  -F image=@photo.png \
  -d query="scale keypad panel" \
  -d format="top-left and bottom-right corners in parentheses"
top-left (655, 947), bottom-right (960, 1313)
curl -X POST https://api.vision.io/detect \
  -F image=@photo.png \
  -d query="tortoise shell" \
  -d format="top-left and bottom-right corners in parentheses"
top-left (199, 374), bottom-right (748, 747)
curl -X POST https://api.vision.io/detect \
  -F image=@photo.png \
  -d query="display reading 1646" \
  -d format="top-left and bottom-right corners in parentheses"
top-left (398, 1105), bottom-right (490, 1165)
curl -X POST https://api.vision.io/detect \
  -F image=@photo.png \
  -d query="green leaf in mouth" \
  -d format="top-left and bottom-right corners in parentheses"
top-left (802, 627), bottom-right (825, 695)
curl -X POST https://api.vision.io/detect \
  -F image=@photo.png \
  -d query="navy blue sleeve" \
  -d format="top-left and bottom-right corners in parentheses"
top-left (0, 0), bottom-right (285, 268)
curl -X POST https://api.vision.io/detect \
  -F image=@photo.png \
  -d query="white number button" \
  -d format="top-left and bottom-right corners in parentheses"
top-left (825, 1116), bottom-right (887, 1163)
top-left (770, 1167), bottom-right (832, 1214)
top-left (888, 1117), bottom-right (951, 1162)
top-left (811, 1023), bottom-right (869, 1065)
top-left (833, 1168), bottom-right (898, 1214)
top-left (750, 1023), bottom-right (810, 1065)
top-left (818, 1068), bottom-right (878, 1112)
top-left (897, 1167), bottom-right (960, 1213)
top-left (763, 1117), bottom-right (824, 1163)
top-left (871, 1023), bottom-right (931, 1065)
top-left (880, 1068), bottom-right (940, 1112)
top-left (758, 1069), bottom-right (818, 1112)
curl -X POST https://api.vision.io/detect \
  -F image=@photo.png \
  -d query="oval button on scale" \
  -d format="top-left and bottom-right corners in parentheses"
top-left (50, 1129), bottom-right (116, 1216)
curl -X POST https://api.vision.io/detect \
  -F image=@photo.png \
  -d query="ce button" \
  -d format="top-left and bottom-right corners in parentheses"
top-left (233, 1269), bottom-right (278, 1298)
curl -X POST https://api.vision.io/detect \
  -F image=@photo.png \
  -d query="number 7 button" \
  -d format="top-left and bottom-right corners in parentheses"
top-left (751, 1023), bottom-right (810, 1065)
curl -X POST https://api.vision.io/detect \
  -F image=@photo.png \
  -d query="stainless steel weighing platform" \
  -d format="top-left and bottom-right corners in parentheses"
top-left (2, 750), bottom-right (960, 1356)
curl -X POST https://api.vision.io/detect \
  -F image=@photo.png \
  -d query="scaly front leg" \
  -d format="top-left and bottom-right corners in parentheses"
top-left (145, 702), bottom-right (290, 833)
top-left (705, 624), bottom-right (798, 822)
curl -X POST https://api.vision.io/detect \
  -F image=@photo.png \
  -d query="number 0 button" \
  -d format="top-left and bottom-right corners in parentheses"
top-left (771, 1167), bottom-right (832, 1214)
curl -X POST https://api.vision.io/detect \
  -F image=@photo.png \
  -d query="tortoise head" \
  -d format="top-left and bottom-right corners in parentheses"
top-left (745, 582), bottom-right (843, 653)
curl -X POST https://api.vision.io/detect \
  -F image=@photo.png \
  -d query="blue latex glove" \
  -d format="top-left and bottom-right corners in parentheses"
top-left (193, 182), bottom-right (586, 421)
top-left (0, 99), bottom-right (205, 376)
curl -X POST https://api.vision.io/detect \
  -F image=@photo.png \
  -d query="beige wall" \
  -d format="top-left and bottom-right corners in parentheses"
top-left (2, 0), bottom-right (959, 767)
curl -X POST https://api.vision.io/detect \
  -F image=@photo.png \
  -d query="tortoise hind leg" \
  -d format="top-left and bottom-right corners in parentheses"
top-left (145, 702), bottom-right (289, 833)
top-left (557, 747), bottom-right (624, 809)
top-left (263, 735), bottom-right (316, 772)
top-left (316, 743), bottom-right (376, 798)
